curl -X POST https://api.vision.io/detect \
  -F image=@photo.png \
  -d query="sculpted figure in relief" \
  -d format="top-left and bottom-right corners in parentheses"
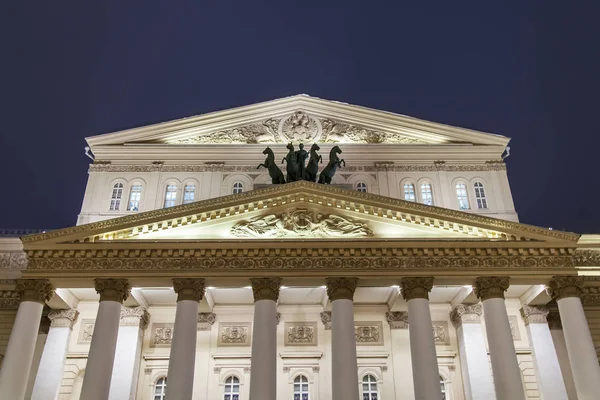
top-left (281, 111), bottom-right (319, 142)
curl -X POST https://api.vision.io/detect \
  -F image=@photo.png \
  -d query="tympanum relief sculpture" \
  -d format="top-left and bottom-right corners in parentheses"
top-left (230, 209), bottom-right (373, 238)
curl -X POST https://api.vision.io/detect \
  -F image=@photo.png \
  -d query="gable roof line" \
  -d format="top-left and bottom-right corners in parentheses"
top-left (22, 181), bottom-right (578, 246)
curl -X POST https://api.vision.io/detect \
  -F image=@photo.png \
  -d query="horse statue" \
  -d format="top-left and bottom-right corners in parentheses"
top-left (257, 147), bottom-right (286, 184)
top-left (281, 143), bottom-right (299, 182)
top-left (318, 145), bottom-right (345, 184)
top-left (305, 143), bottom-right (322, 182)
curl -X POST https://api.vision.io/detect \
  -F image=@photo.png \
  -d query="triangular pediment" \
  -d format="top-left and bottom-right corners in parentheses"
top-left (22, 181), bottom-right (578, 250)
top-left (85, 95), bottom-right (510, 149)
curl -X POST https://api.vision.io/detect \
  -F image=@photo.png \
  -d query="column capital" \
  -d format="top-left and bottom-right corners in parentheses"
top-left (450, 303), bottom-right (482, 327)
top-left (400, 277), bottom-right (433, 300)
top-left (15, 279), bottom-right (54, 304)
top-left (120, 306), bottom-right (150, 330)
top-left (48, 309), bottom-right (79, 329)
top-left (320, 311), bottom-right (332, 330)
top-left (173, 278), bottom-right (205, 302)
top-left (94, 278), bottom-right (130, 303)
top-left (547, 276), bottom-right (584, 300)
top-left (250, 277), bottom-right (281, 301)
top-left (520, 305), bottom-right (549, 325)
top-left (386, 311), bottom-right (409, 329)
top-left (546, 311), bottom-right (562, 330)
top-left (326, 277), bottom-right (358, 301)
top-left (474, 276), bottom-right (509, 300)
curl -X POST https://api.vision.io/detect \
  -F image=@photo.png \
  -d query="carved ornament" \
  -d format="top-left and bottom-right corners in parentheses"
top-left (284, 322), bottom-right (318, 346)
top-left (520, 305), bottom-right (549, 325)
top-left (573, 250), bottom-right (600, 266)
top-left (432, 322), bottom-right (450, 345)
top-left (48, 309), bottom-right (79, 329)
top-left (474, 276), bottom-right (510, 300)
top-left (16, 279), bottom-right (54, 304)
top-left (320, 311), bottom-right (332, 330)
top-left (321, 119), bottom-right (427, 144)
top-left (120, 306), bottom-right (150, 330)
top-left (508, 316), bottom-right (521, 340)
top-left (167, 119), bottom-right (281, 144)
top-left (0, 290), bottom-right (20, 309)
top-left (547, 276), bottom-right (584, 300)
top-left (94, 278), bottom-right (130, 303)
top-left (77, 319), bottom-right (95, 343)
top-left (231, 209), bottom-right (373, 238)
top-left (150, 323), bottom-right (174, 347)
top-left (198, 312), bottom-right (216, 331)
top-left (218, 323), bottom-right (251, 346)
top-left (386, 311), bottom-right (408, 329)
top-left (250, 277), bottom-right (281, 301)
top-left (326, 277), bottom-right (358, 301)
top-left (400, 277), bottom-right (434, 301)
top-left (450, 304), bottom-right (482, 327)
top-left (281, 112), bottom-right (320, 142)
top-left (582, 287), bottom-right (600, 306)
top-left (0, 251), bottom-right (28, 270)
top-left (355, 322), bottom-right (384, 345)
top-left (173, 278), bottom-right (205, 302)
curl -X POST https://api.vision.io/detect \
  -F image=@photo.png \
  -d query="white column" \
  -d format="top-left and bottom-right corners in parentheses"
top-left (400, 277), bottom-right (441, 400)
top-left (31, 309), bottom-right (79, 400)
top-left (548, 276), bottom-right (600, 398)
top-left (165, 278), bottom-right (205, 400)
top-left (520, 305), bottom-right (568, 400)
top-left (108, 307), bottom-right (149, 400)
top-left (249, 277), bottom-right (281, 400)
top-left (326, 277), bottom-right (359, 400)
top-left (25, 318), bottom-right (49, 399)
top-left (0, 279), bottom-right (53, 400)
top-left (80, 279), bottom-right (131, 400)
top-left (547, 311), bottom-right (577, 400)
top-left (450, 304), bottom-right (496, 400)
top-left (474, 277), bottom-right (526, 400)
top-left (386, 311), bottom-right (414, 398)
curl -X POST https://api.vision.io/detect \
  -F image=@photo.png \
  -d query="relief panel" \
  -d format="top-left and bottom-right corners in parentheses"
top-left (355, 321), bottom-right (384, 346)
top-left (218, 322), bottom-right (252, 347)
top-left (284, 322), bottom-right (318, 346)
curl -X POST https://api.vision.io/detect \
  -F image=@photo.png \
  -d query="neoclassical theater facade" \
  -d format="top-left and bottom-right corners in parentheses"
top-left (0, 95), bottom-right (599, 400)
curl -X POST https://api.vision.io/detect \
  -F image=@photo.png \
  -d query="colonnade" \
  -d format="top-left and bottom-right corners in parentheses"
top-left (0, 276), bottom-right (599, 400)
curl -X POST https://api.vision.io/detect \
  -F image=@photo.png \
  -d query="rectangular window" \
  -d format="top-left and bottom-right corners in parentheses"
top-left (456, 183), bottom-right (470, 210)
top-left (403, 183), bottom-right (416, 202)
top-left (421, 183), bottom-right (433, 205)
top-left (183, 184), bottom-right (195, 204)
top-left (164, 185), bottom-right (177, 208)
top-left (127, 185), bottom-right (142, 211)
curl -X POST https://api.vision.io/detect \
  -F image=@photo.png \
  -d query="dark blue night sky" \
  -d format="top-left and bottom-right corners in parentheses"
top-left (1, 2), bottom-right (598, 232)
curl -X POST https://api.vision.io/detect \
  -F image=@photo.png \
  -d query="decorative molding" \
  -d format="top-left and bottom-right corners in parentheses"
top-left (48, 309), bottom-right (79, 329)
top-left (474, 276), bottom-right (510, 300)
top-left (582, 287), bottom-right (600, 306)
top-left (0, 251), bottom-right (28, 270)
top-left (374, 161), bottom-right (506, 172)
top-left (198, 312), bottom-right (216, 331)
top-left (400, 277), bottom-right (434, 301)
top-left (281, 112), bottom-right (320, 142)
top-left (15, 279), bottom-right (54, 304)
top-left (321, 118), bottom-right (427, 144)
top-left (385, 311), bottom-right (409, 329)
top-left (380, 365), bottom-right (388, 372)
top-left (150, 323), bottom-right (174, 347)
top-left (250, 277), bottom-right (281, 302)
top-left (231, 209), bottom-right (373, 238)
top-left (173, 278), bottom-right (205, 302)
top-left (94, 278), bottom-right (130, 303)
top-left (450, 304), bottom-right (482, 327)
top-left (355, 322), bottom-right (384, 346)
top-left (573, 249), bottom-right (600, 266)
top-left (432, 322), bottom-right (450, 345)
top-left (326, 277), bottom-right (358, 301)
top-left (320, 311), bottom-right (331, 330)
top-left (218, 323), bottom-right (252, 347)
top-left (547, 276), bottom-right (584, 300)
top-left (0, 290), bottom-right (20, 309)
top-left (520, 305), bottom-right (549, 325)
top-left (77, 319), bottom-right (95, 343)
top-left (312, 366), bottom-right (320, 373)
top-left (167, 119), bottom-right (281, 144)
top-left (120, 306), bottom-right (150, 330)
top-left (508, 316), bottom-right (521, 340)
top-left (284, 322), bottom-right (318, 346)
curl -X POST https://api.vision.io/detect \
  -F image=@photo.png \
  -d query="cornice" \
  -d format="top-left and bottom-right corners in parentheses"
top-left (0, 251), bottom-right (28, 270)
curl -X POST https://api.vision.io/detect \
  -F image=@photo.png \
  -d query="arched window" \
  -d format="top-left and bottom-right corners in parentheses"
top-left (164, 185), bottom-right (177, 208)
top-left (455, 183), bottom-right (470, 210)
top-left (183, 184), bottom-right (196, 204)
top-left (403, 183), bottom-right (416, 202)
top-left (361, 374), bottom-right (378, 400)
top-left (109, 183), bottom-right (123, 211)
top-left (293, 375), bottom-right (309, 400)
top-left (440, 375), bottom-right (447, 400)
top-left (474, 181), bottom-right (488, 209)
top-left (232, 182), bottom-right (244, 194)
top-left (421, 183), bottom-right (434, 205)
top-left (356, 182), bottom-right (368, 193)
top-left (127, 184), bottom-right (142, 211)
top-left (224, 376), bottom-right (240, 400)
top-left (154, 377), bottom-right (167, 400)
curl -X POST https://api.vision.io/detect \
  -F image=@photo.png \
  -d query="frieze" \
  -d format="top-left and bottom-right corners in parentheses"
top-left (150, 323), bottom-right (174, 347)
top-left (432, 322), bottom-right (450, 345)
top-left (0, 251), bottom-right (28, 270)
top-left (284, 322), bottom-right (318, 346)
top-left (573, 250), bottom-right (600, 267)
top-left (77, 319), bottom-right (95, 343)
top-left (355, 322), bottom-right (384, 345)
top-left (218, 323), bottom-right (251, 347)
top-left (582, 287), bottom-right (600, 306)
top-left (0, 290), bottom-right (20, 309)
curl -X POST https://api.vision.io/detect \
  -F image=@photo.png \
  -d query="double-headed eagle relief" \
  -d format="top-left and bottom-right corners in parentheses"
top-left (257, 143), bottom-right (344, 184)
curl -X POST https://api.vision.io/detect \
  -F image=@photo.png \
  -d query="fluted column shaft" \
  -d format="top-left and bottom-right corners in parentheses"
top-left (520, 305), bottom-right (568, 400)
top-left (80, 279), bottom-right (130, 400)
top-left (249, 277), bottom-right (281, 400)
top-left (0, 280), bottom-right (54, 400)
top-left (400, 277), bottom-right (441, 400)
top-left (31, 309), bottom-right (79, 400)
top-left (474, 277), bottom-right (525, 400)
top-left (548, 276), bottom-right (600, 398)
top-left (327, 277), bottom-right (359, 400)
top-left (166, 278), bottom-right (205, 400)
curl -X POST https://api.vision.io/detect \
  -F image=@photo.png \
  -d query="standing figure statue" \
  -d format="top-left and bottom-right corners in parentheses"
top-left (305, 143), bottom-right (322, 182)
top-left (257, 147), bottom-right (286, 184)
top-left (318, 145), bottom-right (345, 184)
top-left (281, 143), bottom-right (299, 182)
top-left (295, 143), bottom-right (309, 180)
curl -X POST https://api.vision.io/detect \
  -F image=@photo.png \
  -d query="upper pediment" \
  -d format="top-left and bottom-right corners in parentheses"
top-left (86, 95), bottom-right (510, 149)
top-left (22, 181), bottom-right (577, 249)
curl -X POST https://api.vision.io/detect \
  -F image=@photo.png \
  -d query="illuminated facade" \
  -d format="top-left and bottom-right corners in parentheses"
top-left (0, 95), bottom-right (599, 400)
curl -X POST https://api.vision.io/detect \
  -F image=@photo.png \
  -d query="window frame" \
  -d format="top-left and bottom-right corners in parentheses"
top-left (163, 184), bottom-right (178, 208)
top-left (473, 181), bottom-right (488, 210)
top-left (223, 375), bottom-right (240, 400)
top-left (293, 374), bottom-right (310, 400)
top-left (403, 182), bottom-right (416, 202)
top-left (356, 181), bottom-right (368, 193)
top-left (232, 181), bottom-right (244, 195)
top-left (361, 374), bottom-right (379, 400)
top-left (127, 183), bottom-right (143, 211)
top-left (183, 183), bottom-right (196, 205)
top-left (109, 182), bottom-right (124, 211)
top-left (419, 181), bottom-right (434, 205)
top-left (455, 182), bottom-right (470, 210)
top-left (153, 376), bottom-right (167, 400)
